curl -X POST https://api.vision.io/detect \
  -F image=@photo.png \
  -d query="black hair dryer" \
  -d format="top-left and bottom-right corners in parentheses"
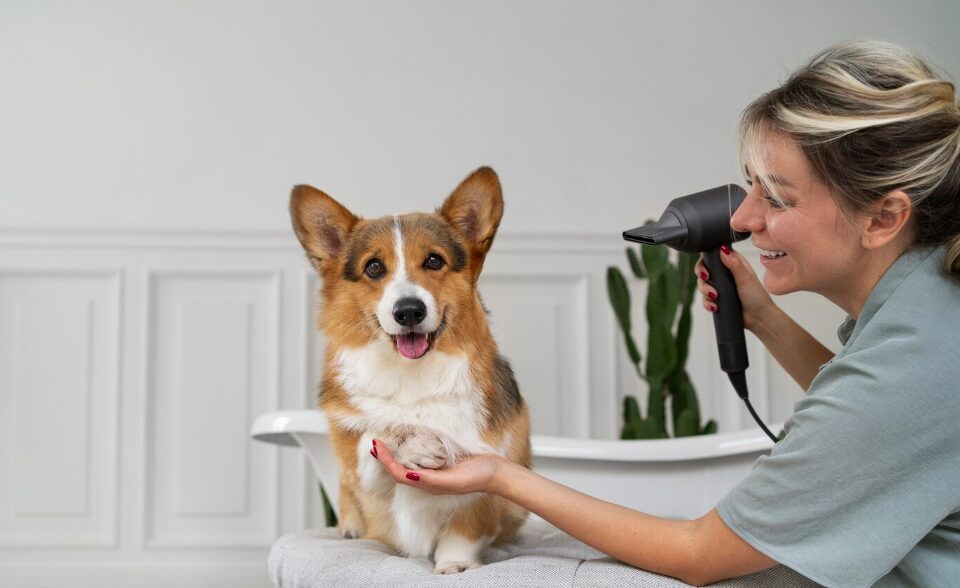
top-left (623, 185), bottom-right (778, 442)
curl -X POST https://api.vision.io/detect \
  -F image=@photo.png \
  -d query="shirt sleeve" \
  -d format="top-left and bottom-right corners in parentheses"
top-left (716, 333), bottom-right (960, 588)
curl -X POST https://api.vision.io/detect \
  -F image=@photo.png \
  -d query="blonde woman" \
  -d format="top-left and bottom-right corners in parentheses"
top-left (374, 41), bottom-right (960, 587)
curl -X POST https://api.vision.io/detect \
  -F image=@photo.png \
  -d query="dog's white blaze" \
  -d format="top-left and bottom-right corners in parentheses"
top-left (334, 344), bottom-right (492, 455)
top-left (392, 217), bottom-right (408, 283)
top-left (375, 217), bottom-right (440, 336)
top-left (392, 486), bottom-right (478, 558)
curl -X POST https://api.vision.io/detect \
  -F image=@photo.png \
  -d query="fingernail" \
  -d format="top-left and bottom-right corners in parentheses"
top-left (720, 244), bottom-right (732, 255)
top-left (371, 440), bottom-right (378, 458)
top-left (699, 271), bottom-right (708, 280)
top-left (708, 303), bottom-right (717, 312)
top-left (406, 472), bottom-right (421, 482)
top-left (707, 291), bottom-right (717, 301)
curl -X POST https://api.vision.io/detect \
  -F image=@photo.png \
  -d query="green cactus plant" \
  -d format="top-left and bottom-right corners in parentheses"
top-left (607, 239), bottom-right (718, 439)
top-left (321, 484), bottom-right (338, 527)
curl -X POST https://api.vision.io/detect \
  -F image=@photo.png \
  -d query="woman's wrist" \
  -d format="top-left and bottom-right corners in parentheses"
top-left (745, 299), bottom-right (781, 336)
top-left (486, 456), bottom-right (523, 498)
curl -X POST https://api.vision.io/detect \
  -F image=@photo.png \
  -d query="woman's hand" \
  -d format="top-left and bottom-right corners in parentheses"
top-left (695, 245), bottom-right (774, 332)
top-left (371, 439), bottom-right (507, 496)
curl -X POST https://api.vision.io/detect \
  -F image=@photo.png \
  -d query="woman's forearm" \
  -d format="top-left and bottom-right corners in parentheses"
top-left (493, 460), bottom-right (698, 580)
top-left (491, 460), bottom-right (715, 585)
top-left (751, 305), bottom-right (834, 391)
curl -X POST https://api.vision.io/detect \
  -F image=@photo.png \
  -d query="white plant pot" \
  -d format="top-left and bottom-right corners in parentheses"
top-left (251, 410), bottom-right (776, 521)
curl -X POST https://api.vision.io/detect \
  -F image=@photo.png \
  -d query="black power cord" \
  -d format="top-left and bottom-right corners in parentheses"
top-left (728, 370), bottom-right (780, 443)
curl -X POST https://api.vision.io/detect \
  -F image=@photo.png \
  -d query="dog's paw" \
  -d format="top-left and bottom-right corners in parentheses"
top-left (338, 522), bottom-right (363, 539)
top-left (433, 560), bottom-right (480, 574)
top-left (390, 429), bottom-right (449, 470)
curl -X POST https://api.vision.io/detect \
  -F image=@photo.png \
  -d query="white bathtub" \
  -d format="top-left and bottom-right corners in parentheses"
top-left (250, 410), bottom-right (776, 520)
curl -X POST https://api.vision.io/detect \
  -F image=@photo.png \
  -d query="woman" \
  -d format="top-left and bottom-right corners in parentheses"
top-left (373, 41), bottom-right (960, 587)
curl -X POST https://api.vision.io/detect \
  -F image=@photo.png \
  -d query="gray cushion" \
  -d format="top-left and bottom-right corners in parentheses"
top-left (269, 519), bottom-right (821, 587)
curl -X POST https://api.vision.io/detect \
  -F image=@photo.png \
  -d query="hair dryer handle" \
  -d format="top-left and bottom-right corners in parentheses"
top-left (703, 248), bottom-right (749, 374)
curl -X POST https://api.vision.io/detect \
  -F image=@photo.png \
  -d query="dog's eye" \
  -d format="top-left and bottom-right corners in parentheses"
top-left (423, 253), bottom-right (445, 271)
top-left (364, 258), bottom-right (386, 279)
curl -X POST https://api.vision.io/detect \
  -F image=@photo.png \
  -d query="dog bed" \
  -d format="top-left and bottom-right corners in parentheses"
top-left (268, 518), bottom-right (821, 587)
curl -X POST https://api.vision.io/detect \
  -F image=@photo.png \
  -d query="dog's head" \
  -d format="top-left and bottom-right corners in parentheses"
top-left (290, 167), bottom-right (503, 359)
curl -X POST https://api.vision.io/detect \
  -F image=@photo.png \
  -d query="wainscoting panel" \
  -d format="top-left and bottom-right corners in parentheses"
top-left (479, 272), bottom-right (591, 437)
top-left (0, 270), bottom-right (121, 547)
top-left (144, 271), bottom-right (281, 547)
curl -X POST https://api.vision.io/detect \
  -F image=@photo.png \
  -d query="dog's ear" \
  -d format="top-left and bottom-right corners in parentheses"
top-left (290, 184), bottom-right (359, 273)
top-left (439, 167), bottom-right (504, 275)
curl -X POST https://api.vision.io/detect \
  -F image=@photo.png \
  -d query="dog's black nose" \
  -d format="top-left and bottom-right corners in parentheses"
top-left (393, 297), bottom-right (427, 327)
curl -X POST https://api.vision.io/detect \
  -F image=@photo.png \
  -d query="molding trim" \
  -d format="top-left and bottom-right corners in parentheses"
top-left (0, 561), bottom-right (270, 588)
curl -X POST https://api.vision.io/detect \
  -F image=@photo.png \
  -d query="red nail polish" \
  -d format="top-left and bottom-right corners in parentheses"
top-left (370, 449), bottom-right (378, 459)
top-left (707, 291), bottom-right (717, 301)
top-left (709, 303), bottom-right (717, 312)
top-left (406, 472), bottom-right (421, 481)
top-left (720, 244), bottom-right (732, 255)
top-left (699, 271), bottom-right (708, 280)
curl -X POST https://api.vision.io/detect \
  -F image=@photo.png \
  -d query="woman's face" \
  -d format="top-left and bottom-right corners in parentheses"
top-left (731, 133), bottom-right (865, 301)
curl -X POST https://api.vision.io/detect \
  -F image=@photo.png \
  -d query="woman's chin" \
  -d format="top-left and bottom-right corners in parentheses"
top-left (762, 276), bottom-right (795, 296)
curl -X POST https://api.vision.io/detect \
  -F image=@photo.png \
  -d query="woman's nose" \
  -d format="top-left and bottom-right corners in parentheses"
top-left (731, 189), bottom-right (765, 234)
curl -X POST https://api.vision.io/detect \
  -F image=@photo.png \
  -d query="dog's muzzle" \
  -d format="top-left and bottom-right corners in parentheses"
top-left (391, 297), bottom-right (432, 359)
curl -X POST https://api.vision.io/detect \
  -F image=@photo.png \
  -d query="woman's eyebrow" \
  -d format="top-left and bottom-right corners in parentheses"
top-left (766, 173), bottom-right (796, 189)
top-left (744, 164), bottom-right (796, 189)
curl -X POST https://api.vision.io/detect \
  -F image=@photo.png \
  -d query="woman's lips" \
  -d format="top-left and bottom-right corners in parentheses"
top-left (759, 248), bottom-right (788, 266)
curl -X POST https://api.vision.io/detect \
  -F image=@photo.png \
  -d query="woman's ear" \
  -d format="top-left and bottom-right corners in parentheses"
top-left (861, 190), bottom-right (912, 250)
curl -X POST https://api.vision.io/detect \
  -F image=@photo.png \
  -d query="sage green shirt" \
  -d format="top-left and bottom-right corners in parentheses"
top-left (717, 245), bottom-right (960, 588)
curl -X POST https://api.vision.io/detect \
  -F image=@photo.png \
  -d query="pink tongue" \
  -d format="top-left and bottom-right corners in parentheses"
top-left (396, 333), bottom-right (429, 359)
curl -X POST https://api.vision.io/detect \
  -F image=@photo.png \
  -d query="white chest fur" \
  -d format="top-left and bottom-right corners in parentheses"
top-left (332, 341), bottom-right (492, 455)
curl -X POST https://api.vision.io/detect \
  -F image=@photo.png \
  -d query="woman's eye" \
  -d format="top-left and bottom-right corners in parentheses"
top-left (764, 195), bottom-right (785, 209)
top-left (423, 253), bottom-right (445, 271)
top-left (364, 258), bottom-right (385, 279)
top-left (763, 192), bottom-right (794, 210)
top-left (748, 180), bottom-right (790, 210)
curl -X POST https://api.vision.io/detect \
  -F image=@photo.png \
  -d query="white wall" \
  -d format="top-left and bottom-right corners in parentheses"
top-left (3, 1), bottom-right (959, 233)
top-left (2, 1), bottom-right (958, 586)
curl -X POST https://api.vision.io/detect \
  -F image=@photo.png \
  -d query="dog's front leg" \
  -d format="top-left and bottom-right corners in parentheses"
top-left (327, 423), bottom-right (367, 539)
top-left (337, 483), bottom-right (365, 539)
top-left (433, 494), bottom-right (499, 574)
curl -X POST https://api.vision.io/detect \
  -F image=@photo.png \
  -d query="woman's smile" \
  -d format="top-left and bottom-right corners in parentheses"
top-left (758, 248), bottom-right (788, 266)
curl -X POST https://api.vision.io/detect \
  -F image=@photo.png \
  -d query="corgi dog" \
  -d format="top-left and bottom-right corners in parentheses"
top-left (289, 167), bottom-right (531, 574)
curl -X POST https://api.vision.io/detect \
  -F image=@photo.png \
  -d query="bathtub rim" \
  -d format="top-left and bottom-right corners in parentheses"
top-left (251, 409), bottom-right (778, 463)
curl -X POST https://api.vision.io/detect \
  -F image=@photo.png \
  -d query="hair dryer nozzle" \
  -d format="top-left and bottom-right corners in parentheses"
top-left (623, 222), bottom-right (688, 245)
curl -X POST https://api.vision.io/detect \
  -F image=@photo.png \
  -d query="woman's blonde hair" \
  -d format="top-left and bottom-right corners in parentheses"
top-left (739, 40), bottom-right (960, 274)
